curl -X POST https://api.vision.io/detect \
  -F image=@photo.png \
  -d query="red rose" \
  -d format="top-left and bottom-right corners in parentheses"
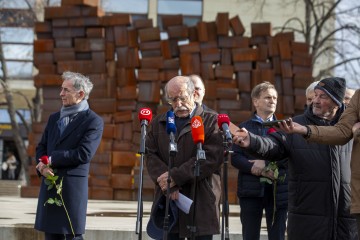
top-left (40, 155), bottom-right (49, 165)
top-left (267, 127), bottom-right (277, 134)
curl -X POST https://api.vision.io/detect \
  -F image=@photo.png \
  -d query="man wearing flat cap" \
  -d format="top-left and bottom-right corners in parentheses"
top-left (233, 77), bottom-right (358, 239)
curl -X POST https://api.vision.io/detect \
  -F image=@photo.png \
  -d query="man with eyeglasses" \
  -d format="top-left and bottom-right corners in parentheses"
top-left (34, 71), bottom-right (104, 240)
top-left (146, 75), bottom-right (223, 239)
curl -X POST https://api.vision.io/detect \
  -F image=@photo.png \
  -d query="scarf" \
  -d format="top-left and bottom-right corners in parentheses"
top-left (58, 100), bottom-right (89, 135)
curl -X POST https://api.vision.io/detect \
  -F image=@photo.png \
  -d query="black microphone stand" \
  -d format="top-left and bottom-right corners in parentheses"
top-left (135, 120), bottom-right (148, 240)
top-left (163, 133), bottom-right (177, 240)
top-left (221, 137), bottom-right (232, 240)
top-left (189, 142), bottom-right (206, 240)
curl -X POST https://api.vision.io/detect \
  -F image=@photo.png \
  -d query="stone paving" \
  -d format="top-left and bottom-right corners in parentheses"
top-left (0, 196), bottom-right (269, 239)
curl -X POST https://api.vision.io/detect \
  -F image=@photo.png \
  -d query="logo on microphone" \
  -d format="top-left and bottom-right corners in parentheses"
top-left (140, 108), bottom-right (151, 116)
top-left (191, 118), bottom-right (202, 128)
top-left (167, 117), bottom-right (175, 124)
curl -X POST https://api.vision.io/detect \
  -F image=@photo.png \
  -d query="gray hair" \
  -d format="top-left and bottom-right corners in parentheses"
top-left (164, 76), bottom-right (195, 101)
top-left (305, 81), bottom-right (319, 97)
top-left (61, 71), bottom-right (93, 100)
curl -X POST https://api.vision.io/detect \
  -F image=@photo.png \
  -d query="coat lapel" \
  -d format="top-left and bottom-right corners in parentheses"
top-left (57, 110), bottom-right (88, 143)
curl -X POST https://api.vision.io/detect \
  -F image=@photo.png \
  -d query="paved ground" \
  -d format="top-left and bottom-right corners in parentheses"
top-left (0, 196), bottom-right (269, 239)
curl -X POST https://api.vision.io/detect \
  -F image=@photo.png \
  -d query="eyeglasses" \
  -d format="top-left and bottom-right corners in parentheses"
top-left (167, 95), bottom-right (189, 104)
top-left (60, 87), bottom-right (79, 94)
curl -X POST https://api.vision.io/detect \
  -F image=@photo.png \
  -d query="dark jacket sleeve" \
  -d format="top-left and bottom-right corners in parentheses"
top-left (246, 131), bottom-right (289, 161)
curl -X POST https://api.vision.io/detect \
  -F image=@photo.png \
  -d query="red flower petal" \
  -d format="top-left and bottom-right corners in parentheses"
top-left (40, 155), bottom-right (49, 165)
top-left (267, 128), bottom-right (277, 134)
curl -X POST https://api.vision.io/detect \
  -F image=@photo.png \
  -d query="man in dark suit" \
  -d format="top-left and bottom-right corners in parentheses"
top-left (34, 71), bottom-right (104, 240)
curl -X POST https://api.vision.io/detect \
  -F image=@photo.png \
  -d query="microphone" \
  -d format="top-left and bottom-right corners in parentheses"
top-left (138, 108), bottom-right (152, 154)
top-left (191, 116), bottom-right (205, 145)
top-left (191, 116), bottom-right (206, 176)
top-left (138, 108), bottom-right (153, 126)
top-left (217, 114), bottom-right (233, 144)
top-left (166, 111), bottom-right (177, 155)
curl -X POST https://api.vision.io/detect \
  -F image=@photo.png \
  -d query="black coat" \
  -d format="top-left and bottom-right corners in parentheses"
top-left (231, 114), bottom-right (288, 208)
top-left (35, 109), bottom-right (104, 234)
top-left (246, 106), bottom-right (358, 240)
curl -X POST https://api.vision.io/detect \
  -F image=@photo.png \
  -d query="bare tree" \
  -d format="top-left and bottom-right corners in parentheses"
top-left (0, 0), bottom-right (50, 184)
top-left (273, 0), bottom-right (360, 83)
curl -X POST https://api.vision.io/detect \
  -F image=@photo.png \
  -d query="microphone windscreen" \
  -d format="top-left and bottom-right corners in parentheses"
top-left (166, 110), bottom-right (177, 134)
top-left (191, 116), bottom-right (205, 144)
top-left (217, 114), bottom-right (230, 130)
top-left (138, 108), bottom-right (153, 123)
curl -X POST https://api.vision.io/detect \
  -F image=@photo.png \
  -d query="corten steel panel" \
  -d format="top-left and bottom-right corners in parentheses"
top-left (216, 12), bottom-right (229, 36)
top-left (220, 49), bottom-right (232, 65)
top-left (179, 42), bottom-right (201, 53)
top-left (218, 36), bottom-right (249, 49)
top-left (34, 39), bottom-right (54, 52)
top-left (53, 48), bottom-right (75, 62)
top-left (137, 69), bottom-right (159, 81)
top-left (86, 27), bottom-right (105, 38)
top-left (133, 18), bottom-right (153, 29)
top-left (200, 48), bottom-right (221, 62)
top-left (138, 81), bottom-right (161, 103)
top-left (278, 40), bottom-right (292, 60)
top-left (229, 15), bottom-right (245, 36)
top-left (116, 68), bottom-right (137, 86)
top-left (251, 22), bottom-right (271, 37)
top-left (35, 21), bottom-right (52, 33)
top-left (167, 25), bottom-right (188, 39)
top-left (113, 111), bottom-right (133, 123)
top-left (236, 72), bottom-right (251, 92)
top-left (200, 62), bottom-right (215, 80)
top-left (215, 65), bottom-right (234, 79)
top-left (138, 27), bottom-right (161, 42)
top-left (101, 14), bottom-right (131, 26)
top-left (117, 86), bottom-right (137, 100)
top-left (113, 26), bottom-right (128, 46)
top-left (161, 14), bottom-right (183, 30)
top-left (61, 0), bottom-right (99, 7)
top-left (282, 77), bottom-right (294, 95)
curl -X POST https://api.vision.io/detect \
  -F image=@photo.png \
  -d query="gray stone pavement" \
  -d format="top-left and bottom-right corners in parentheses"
top-left (0, 196), bottom-right (269, 239)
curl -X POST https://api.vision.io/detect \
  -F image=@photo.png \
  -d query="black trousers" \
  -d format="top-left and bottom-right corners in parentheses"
top-left (45, 233), bottom-right (83, 240)
top-left (239, 185), bottom-right (287, 240)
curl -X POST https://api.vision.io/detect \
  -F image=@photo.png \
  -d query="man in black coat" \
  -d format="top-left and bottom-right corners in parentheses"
top-left (233, 77), bottom-right (358, 240)
top-left (231, 82), bottom-right (288, 240)
top-left (34, 71), bottom-right (104, 240)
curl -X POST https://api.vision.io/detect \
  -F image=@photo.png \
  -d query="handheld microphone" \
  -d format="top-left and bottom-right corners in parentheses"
top-left (217, 114), bottom-right (233, 144)
top-left (191, 116), bottom-right (205, 145)
top-left (166, 111), bottom-right (177, 155)
top-left (191, 116), bottom-right (206, 176)
top-left (138, 108), bottom-right (152, 154)
top-left (138, 108), bottom-right (153, 126)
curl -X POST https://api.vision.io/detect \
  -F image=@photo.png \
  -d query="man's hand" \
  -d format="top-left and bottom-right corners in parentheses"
top-left (352, 122), bottom-right (360, 138)
top-left (169, 190), bottom-right (179, 200)
top-left (157, 172), bottom-right (175, 192)
top-left (36, 162), bottom-right (54, 177)
top-left (232, 128), bottom-right (250, 147)
top-left (249, 160), bottom-right (265, 176)
top-left (277, 118), bottom-right (307, 135)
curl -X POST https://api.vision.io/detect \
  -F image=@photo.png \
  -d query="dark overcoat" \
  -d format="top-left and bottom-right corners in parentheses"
top-left (245, 106), bottom-right (358, 240)
top-left (34, 109), bottom-right (103, 234)
top-left (146, 105), bottom-right (223, 238)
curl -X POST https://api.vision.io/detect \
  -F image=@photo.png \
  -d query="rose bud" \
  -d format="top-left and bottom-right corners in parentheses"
top-left (267, 128), bottom-right (277, 134)
top-left (40, 155), bottom-right (49, 165)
